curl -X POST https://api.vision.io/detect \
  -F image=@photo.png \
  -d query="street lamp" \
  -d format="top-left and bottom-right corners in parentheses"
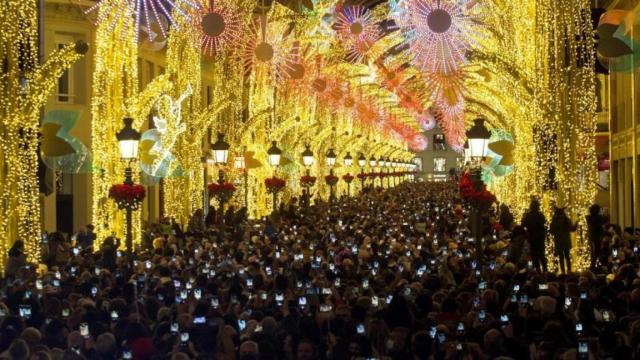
top-left (466, 118), bottom-right (491, 163)
top-left (267, 141), bottom-right (282, 168)
top-left (343, 152), bottom-right (353, 167)
top-left (267, 141), bottom-right (282, 211)
top-left (116, 117), bottom-right (140, 263)
top-left (211, 133), bottom-right (231, 223)
top-left (301, 145), bottom-right (314, 208)
top-left (358, 153), bottom-right (366, 192)
top-left (326, 148), bottom-right (337, 202)
top-left (465, 118), bottom-right (491, 265)
top-left (302, 145), bottom-right (314, 168)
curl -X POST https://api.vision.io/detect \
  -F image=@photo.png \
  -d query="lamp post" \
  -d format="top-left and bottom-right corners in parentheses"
top-left (378, 157), bottom-right (385, 188)
top-left (369, 156), bottom-right (377, 189)
top-left (391, 159), bottom-right (398, 187)
top-left (301, 145), bottom-right (314, 208)
top-left (211, 133), bottom-right (230, 224)
top-left (466, 118), bottom-right (491, 265)
top-left (267, 141), bottom-right (282, 211)
top-left (358, 153), bottom-right (366, 193)
top-left (116, 117), bottom-right (140, 263)
top-left (326, 148), bottom-right (337, 203)
top-left (234, 151), bottom-right (248, 209)
top-left (385, 157), bottom-right (391, 188)
top-left (343, 152), bottom-right (353, 196)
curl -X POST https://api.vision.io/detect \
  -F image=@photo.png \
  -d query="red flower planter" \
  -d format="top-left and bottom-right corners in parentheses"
top-left (265, 177), bottom-right (286, 194)
top-left (109, 184), bottom-right (146, 210)
top-left (300, 175), bottom-right (317, 187)
top-left (208, 182), bottom-right (236, 203)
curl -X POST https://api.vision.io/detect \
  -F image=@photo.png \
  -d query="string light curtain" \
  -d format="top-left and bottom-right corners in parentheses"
top-left (0, 0), bottom-right (84, 265)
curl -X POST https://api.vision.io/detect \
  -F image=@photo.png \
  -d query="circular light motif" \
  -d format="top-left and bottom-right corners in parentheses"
top-left (198, 1), bottom-right (241, 57)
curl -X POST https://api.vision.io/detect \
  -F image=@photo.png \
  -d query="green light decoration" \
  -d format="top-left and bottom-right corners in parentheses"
top-left (40, 110), bottom-right (93, 173)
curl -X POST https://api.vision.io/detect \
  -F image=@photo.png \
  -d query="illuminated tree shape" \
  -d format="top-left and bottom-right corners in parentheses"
top-left (0, 1), bottom-right (86, 265)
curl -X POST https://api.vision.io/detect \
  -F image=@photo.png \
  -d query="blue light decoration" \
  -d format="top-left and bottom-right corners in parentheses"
top-left (481, 128), bottom-right (514, 183)
top-left (40, 110), bottom-right (93, 173)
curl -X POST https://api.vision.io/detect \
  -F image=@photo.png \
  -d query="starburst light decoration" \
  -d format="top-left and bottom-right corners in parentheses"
top-left (334, 5), bottom-right (381, 63)
top-left (85, 0), bottom-right (199, 42)
top-left (197, 0), bottom-right (242, 56)
top-left (396, 0), bottom-right (480, 74)
top-left (243, 15), bottom-right (300, 81)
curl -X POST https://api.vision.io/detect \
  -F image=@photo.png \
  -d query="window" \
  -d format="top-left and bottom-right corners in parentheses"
top-left (457, 157), bottom-right (465, 170)
top-left (433, 157), bottom-right (446, 173)
top-left (55, 35), bottom-right (75, 103)
top-left (433, 134), bottom-right (446, 150)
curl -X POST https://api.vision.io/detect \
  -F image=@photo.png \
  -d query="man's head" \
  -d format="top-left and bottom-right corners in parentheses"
top-left (239, 340), bottom-right (259, 360)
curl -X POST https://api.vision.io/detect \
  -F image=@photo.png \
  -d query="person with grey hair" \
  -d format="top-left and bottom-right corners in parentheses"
top-left (239, 340), bottom-right (260, 360)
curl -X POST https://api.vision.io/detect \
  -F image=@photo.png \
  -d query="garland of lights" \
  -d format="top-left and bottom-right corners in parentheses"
top-left (0, 0), bottom-right (85, 266)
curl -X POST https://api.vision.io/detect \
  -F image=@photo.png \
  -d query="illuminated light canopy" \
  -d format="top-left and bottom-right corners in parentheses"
top-left (198, 0), bottom-right (241, 56)
top-left (86, 0), bottom-right (199, 42)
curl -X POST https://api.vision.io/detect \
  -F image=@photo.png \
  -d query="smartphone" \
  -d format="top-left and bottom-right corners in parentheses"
top-left (194, 288), bottom-right (202, 300)
top-left (275, 293), bottom-right (284, 305)
top-left (500, 314), bottom-right (509, 324)
top-left (19, 305), bottom-right (31, 319)
top-left (110, 310), bottom-right (118, 321)
top-left (91, 286), bottom-right (97, 297)
top-left (246, 278), bottom-right (253, 288)
top-left (479, 309), bottom-right (486, 322)
top-left (437, 332), bottom-right (446, 344)
top-left (565, 297), bottom-right (572, 309)
top-left (580, 292), bottom-right (587, 299)
top-left (538, 284), bottom-right (548, 290)
top-left (429, 326), bottom-right (437, 339)
top-left (62, 308), bottom-right (70, 319)
top-left (320, 304), bottom-right (332, 312)
top-left (180, 290), bottom-right (188, 300)
top-left (193, 316), bottom-right (206, 324)
top-left (298, 296), bottom-right (307, 307)
top-left (80, 323), bottom-right (89, 338)
top-left (576, 322), bottom-right (583, 333)
top-left (356, 323), bottom-right (365, 334)
top-left (478, 281), bottom-right (486, 290)
top-left (603, 310), bottom-right (610, 322)
top-left (171, 322), bottom-right (179, 334)
top-left (372, 296), bottom-right (379, 307)
top-left (238, 319), bottom-right (246, 331)
top-left (578, 341), bottom-right (588, 358)
top-left (180, 332), bottom-right (189, 346)
top-left (123, 349), bottom-right (133, 359)
top-left (363, 279), bottom-right (369, 289)
top-left (457, 322), bottom-right (465, 335)
top-left (260, 292), bottom-right (267, 300)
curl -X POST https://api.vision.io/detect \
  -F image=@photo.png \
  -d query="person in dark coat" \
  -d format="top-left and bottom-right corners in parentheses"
top-left (509, 226), bottom-right (527, 265)
top-left (550, 207), bottom-right (576, 274)
top-left (5, 240), bottom-right (26, 279)
top-left (586, 204), bottom-right (606, 269)
top-left (521, 199), bottom-right (547, 273)
top-left (499, 204), bottom-right (515, 231)
top-left (100, 236), bottom-right (120, 272)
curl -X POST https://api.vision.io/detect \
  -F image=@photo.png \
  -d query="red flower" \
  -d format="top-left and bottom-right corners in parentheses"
top-left (265, 177), bottom-right (286, 193)
top-left (109, 184), bottom-right (146, 210)
top-left (342, 174), bottom-right (354, 183)
top-left (300, 175), bottom-right (317, 186)
top-left (458, 171), bottom-right (496, 208)
top-left (208, 182), bottom-right (236, 203)
top-left (325, 174), bottom-right (339, 186)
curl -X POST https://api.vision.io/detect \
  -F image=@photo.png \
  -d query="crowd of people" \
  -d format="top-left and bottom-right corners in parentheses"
top-left (1, 181), bottom-right (639, 360)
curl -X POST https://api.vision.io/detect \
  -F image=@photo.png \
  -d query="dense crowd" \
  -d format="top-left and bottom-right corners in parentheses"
top-left (1, 181), bottom-right (639, 360)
